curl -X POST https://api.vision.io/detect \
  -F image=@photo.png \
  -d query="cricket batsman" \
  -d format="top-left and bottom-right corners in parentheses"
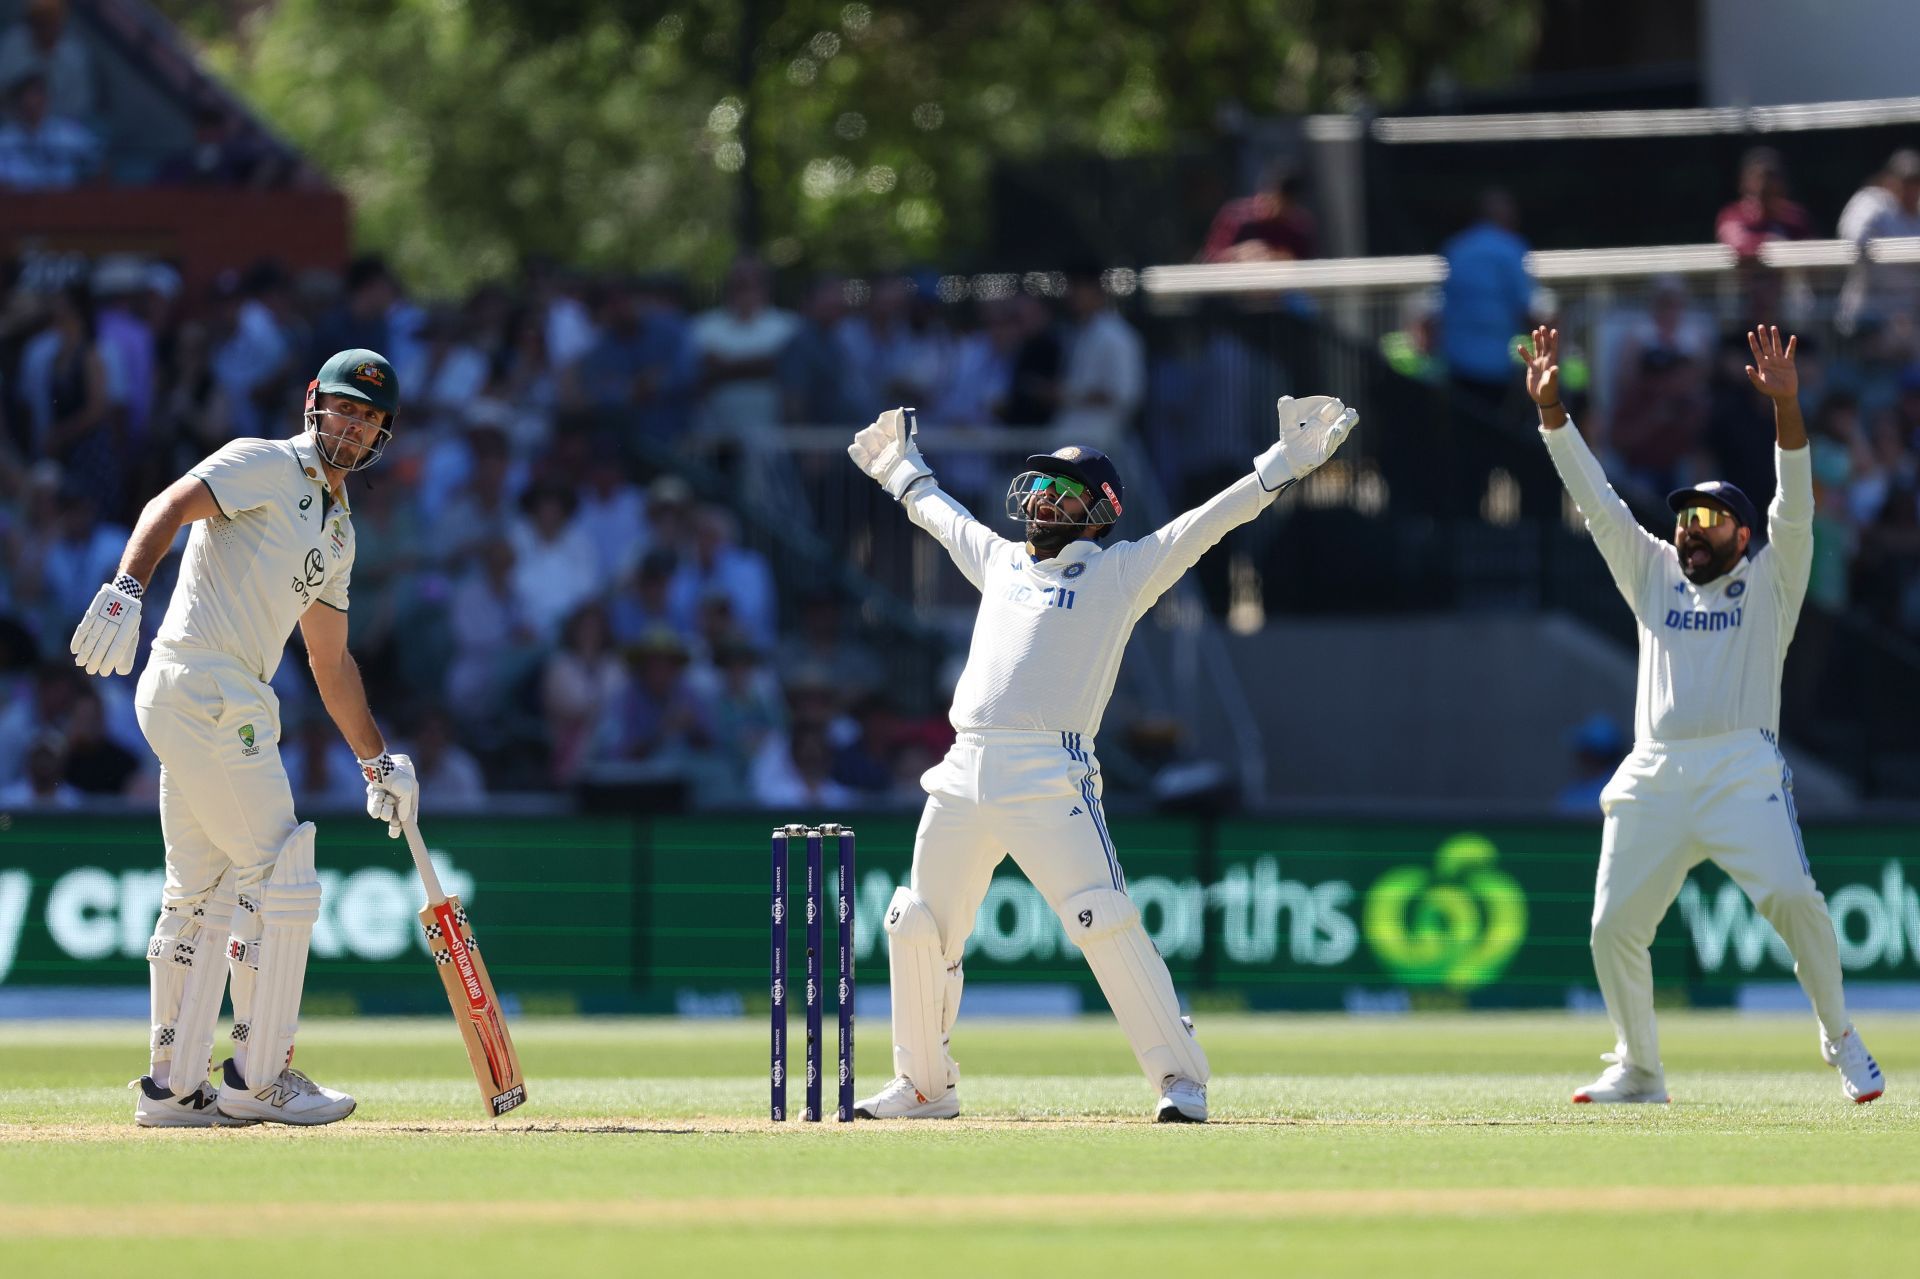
top-left (1526, 324), bottom-right (1884, 1105)
top-left (70, 349), bottom-right (421, 1126)
top-left (846, 397), bottom-right (1357, 1122)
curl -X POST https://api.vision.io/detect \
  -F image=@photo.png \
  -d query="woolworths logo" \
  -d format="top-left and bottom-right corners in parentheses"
top-left (1680, 862), bottom-right (1920, 974)
top-left (1364, 834), bottom-right (1529, 991)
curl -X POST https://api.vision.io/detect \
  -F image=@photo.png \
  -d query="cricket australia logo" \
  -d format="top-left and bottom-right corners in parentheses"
top-left (237, 724), bottom-right (259, 757)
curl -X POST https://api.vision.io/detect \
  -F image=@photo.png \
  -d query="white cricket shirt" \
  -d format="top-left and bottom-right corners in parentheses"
top-left (902, 470), bottom-right (1283, 740)
top-left (153, 434), bottom-right (356, 683)
top-left (1542, 421), bottom-right (1813, 743)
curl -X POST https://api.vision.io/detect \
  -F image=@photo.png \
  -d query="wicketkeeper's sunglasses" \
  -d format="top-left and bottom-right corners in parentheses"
top-left (1676, 505), bottom-right (1735, 530)
top-left (1028, 474), bottom-right (1090, 501)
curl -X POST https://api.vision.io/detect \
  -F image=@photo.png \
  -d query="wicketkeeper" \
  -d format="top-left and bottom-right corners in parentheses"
top-left (846, 397), bottom-right (1356, 1122)
top-left (71, 349), bottom-right (421, 1126)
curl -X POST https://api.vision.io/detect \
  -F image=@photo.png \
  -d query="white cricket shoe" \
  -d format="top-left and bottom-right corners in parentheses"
top-left (1821, 1027), bottom-right (1885, 1104)
top-left (131, 1076), bottom-right (256, 1128)
top-left (1572, 1053), bottom-right (1669, 1104)
top-left (1155, 1076), bottom-right (1208, 1123)
top-left (852, 1075), bottom-right (960, 1120)
top-left (215, 1056), bottom-right (357, 1126)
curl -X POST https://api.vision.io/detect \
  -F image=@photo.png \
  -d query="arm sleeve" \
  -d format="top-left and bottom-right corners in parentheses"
top-left (314, 532), bottom-right (353, 612)
top-left (188, 439), bottom-right (289, 518)
top-left (899, 478), bottom-right (1009, 592)
top-left (1766, 444), bottom-right (1814, 619)
top-left (1110, 470), bottom-right (1278, 611)
top-left (1540, 420), bottom-right (1670, 612)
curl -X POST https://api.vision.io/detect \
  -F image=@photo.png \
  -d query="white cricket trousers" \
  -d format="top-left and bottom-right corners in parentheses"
top-left (1593, 728), bottom-right (1849, 1071)
top-left (134, 645), bottom-right (300, 927)
top-left (911, 730), bottom-right (1129, 952)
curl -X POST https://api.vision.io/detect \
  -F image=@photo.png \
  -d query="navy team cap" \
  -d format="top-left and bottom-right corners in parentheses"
top-left (1668, 479), bottom-right (1759, 530)
top-left (1023, 446), bottom-right (1125, 521)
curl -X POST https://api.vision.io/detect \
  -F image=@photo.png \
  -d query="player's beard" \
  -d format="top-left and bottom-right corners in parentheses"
top-left (1679, 531), bottom-right (1740, 583)
top-left (1027, 520), bottom-right (1081, 554)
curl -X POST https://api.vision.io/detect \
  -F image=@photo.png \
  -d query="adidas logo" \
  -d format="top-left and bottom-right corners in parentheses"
top-left (1069, 806), bottom-right (1083, 816)
top-left (1767, 794), bottom-right (1780, 803)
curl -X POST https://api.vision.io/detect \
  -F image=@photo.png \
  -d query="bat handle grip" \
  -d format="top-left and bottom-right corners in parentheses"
top-left (402, 819), bottom-right (449, 905)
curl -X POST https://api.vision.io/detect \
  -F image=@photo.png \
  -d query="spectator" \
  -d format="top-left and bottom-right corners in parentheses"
top-left (666, 505), bottom-right (774, 648)
top-left (838, 274), bottom-right (947, 418)
top-left (776, 590), bottom-right (880, 697)
top-left (999, 293), bottom-right (1063, 427)
top-left (509, 483), bottom-right (601, 641)
top-left (38, 484), bottom-right (124, 623)
top-left (310, 255), bottom-right (396, 367)
top-left (1837, 149), bottom-right (1920, 345)
top-left (435, 426), bottom-right (521, 565)
top-left (698, 635), bottom-right (787, 790)
top-left (1808, 393), bottom-right (1867, 609)
top-left (1611, 347), bottom-right (1708, 497)
top-left (399, 708), bottom-right (489, 809)
top-left (445, 537), bottom-right (538, 709)
top-left (930, 297), bottom-right (1020, 426)
top-left (283, 715), bottom-right (368, 810)
top-left (563, 277), bottom-right (692, 438)
top-left (91, 256), bottom-right (157, 443)
top-left (1713, 146), bottom-right (1813, 261)
top-left (609, 548), bottom-right (684, 647)
top-left (751, 722), bottom-right (857, 810)
top-left (212, 259), bottom-right (300, 440)
top-left (541, 603), bottom-right (627, 784)
top-left (0, 0), bottom-right (95, 123)
top-left (0, 732), bottom-right (79, 807)
top-left (691, 257), bottom-right (797, 439)
top-left (31, 284), bottom-right (114, 495)
top-left (604, 628), bottom-right (715, 768)
top-left (151, 103), bottom-right (268, 186)
top-left (1440, 189), bottom-right (1533, 413)
top-left (574, 450), bottom-right (649, 586)
top-left (1050, 264), bottom-right (1144, 451)
top-left (0, 68), bottom-right (96, 189)
top-left (1200, 164), bottom-right (1318, 264)
top-left (1555, 714), bottom-right (1627, 816)
top-left (780, 276), bottom-right (856, 425)
top-left (60, 688), bottom-right (137, 795)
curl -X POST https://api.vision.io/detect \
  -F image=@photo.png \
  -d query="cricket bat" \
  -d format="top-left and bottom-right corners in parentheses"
top-left (402, 819), bottom-right (527, 1116)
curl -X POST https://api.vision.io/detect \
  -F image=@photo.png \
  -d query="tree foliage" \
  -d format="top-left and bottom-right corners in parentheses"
top-left (166, 0), bottom-right (1542, 293)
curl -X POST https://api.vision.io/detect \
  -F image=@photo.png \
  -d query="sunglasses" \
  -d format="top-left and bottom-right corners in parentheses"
top-left (1028, 474), bottom-right (1089, 501)
top-left (1676, 505), bottom-right (1735, 530)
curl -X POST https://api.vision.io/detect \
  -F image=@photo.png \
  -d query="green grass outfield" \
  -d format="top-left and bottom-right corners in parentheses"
top-left (2, 1012), bottom-right (1916, 1276)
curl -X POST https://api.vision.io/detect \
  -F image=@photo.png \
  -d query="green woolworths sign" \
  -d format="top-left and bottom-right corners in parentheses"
top-left (0, 814), bottom-right (1915, 1006)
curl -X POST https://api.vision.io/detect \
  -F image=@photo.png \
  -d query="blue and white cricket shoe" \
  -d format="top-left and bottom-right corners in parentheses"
top-left (1822, 1027), bottom-right (1885, 1104)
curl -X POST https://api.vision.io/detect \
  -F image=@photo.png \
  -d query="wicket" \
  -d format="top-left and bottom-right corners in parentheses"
top-left (770, 823), bottom-right (855, 1122)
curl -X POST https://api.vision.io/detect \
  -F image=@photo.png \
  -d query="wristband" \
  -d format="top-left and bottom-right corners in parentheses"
top-left (113, 574), bottom-right (144, 599)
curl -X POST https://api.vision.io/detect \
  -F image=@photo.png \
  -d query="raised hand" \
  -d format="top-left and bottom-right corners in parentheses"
top-left (1519, 326), bottom-right (1561, 407)
top-left (1744, 325), bottom-right (1799, 401)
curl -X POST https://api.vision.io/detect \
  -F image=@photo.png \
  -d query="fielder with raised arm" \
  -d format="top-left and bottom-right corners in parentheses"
top-left (70, 349), bottom-right (421, 1127)
top-left (1526, 324), bottom-right (1884, 1105)
top-left (846, 397), bottom-right (1356, 1122)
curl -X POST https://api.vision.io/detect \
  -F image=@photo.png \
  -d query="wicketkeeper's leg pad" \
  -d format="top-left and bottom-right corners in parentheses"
top-left (147, 882), bottom-right (236, 1094)
top-left (884, 887), bottom-right (955, 1099)
top-left (1060, 887), bottom-right (1209, 1089)
top-left (239, 822), bottom-right (321, 1089)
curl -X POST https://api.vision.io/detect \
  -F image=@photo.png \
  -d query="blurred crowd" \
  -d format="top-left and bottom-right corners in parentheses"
top-left (0, 244), bottom-right (1153, 811)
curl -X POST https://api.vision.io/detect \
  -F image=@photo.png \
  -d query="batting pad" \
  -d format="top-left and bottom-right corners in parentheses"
top-left (1060, 887), bottom-right (1210, 1088)
top-left (884, 887), bottom-right (952, 1098)
top-left (225, 884), bottom-right (260, 1073)
top-left (147, 884), bottom-right (236, 1092)
top-left (242, 822), bottom-right (321, 1089)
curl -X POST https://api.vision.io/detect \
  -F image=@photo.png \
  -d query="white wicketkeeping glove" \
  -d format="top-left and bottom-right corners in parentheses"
top-left (847, 406), bottom-right (933, 500)
top-left (70, 577), bottom-right (144, 677)
top-left (360, 752), bottom-right (419, 838)
top-left (1256, 394), bottom-right (1359, 489)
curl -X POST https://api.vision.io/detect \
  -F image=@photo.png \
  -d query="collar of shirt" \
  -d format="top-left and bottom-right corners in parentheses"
top-left (290, 431), bottom-right (351, 514)
top-left (1030, 538), bottom-right (1104, 568)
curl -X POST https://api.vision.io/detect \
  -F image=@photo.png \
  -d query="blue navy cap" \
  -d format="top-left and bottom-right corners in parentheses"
top-left (1024, 446), bottom-right (1125, 524)
top-left (1668, 479), bottom-right (1759, 530)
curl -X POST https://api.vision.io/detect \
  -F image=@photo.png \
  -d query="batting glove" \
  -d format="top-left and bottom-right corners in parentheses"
top-left (70, 576), bottom-right (145, 677)
top-left (360, 752), bottom-right (419, 838)
top-left (1256, 395), bottom-right (1359, 490)
top-left (847, 406), bottom-right (934, 500)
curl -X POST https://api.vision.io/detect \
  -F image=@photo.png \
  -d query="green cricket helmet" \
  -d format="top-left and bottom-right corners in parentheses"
top-left (304, 348), bottom-right (398, 471)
